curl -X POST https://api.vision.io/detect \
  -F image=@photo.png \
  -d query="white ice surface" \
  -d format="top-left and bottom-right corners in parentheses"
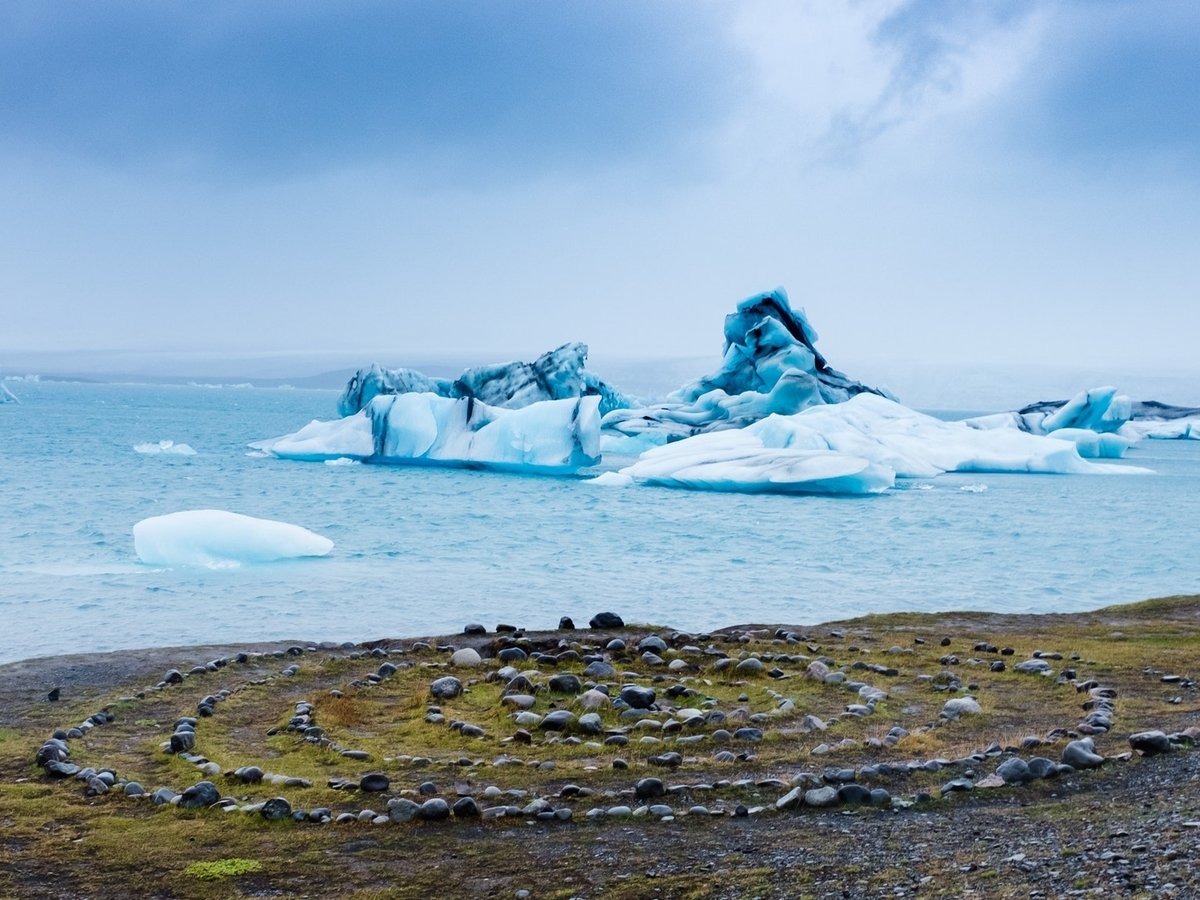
top-left (133, 509), bottom-right (334, 568)
top-left (256, 392), bottom-right (601, 474)
top-left (608, 394), bottom-right (1150, 495)
top-left (134, 440), bottom-right (197, 456)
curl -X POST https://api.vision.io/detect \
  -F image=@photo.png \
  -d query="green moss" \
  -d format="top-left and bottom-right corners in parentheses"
top-left (183, 857), bottom-right (263, 880)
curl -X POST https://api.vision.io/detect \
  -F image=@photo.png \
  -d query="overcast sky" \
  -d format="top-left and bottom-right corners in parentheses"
top-left (2, 0), bottom-right (1198, 376)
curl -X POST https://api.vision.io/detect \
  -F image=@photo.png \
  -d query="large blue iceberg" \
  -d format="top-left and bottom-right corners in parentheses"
top-left (600, 288), bottom-right (891, 453)
top-left (255, 393), bottom-right (601, 475)
top-left (338, 342), bottom-right (630, 418)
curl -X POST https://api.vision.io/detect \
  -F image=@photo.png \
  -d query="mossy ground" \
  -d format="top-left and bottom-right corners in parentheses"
top-left (1, 596), bottom-right (1198, 899)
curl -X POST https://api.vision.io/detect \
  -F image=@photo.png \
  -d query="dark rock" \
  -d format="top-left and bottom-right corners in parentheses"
top-left (498, 647), bottom-right (528, 663)
top-left (619, 685), bottom-right (656, 709)
top-left (1027, 757), bottom-right (1058, 779)
top-left (360, 772), bottom-right (390, 792)
top-left (178, 781), bottom-right (220, 809)
top-left (583, 661), bottom-right (616, 679)
top-left (417, 798), bottom-right (451, 821)
top-left (1061, 738), bottom-right (1104, 769)
top-left (589, 612), bottom-right (624, 629)
top-left (387, 798), bottom-right (420, 822)
top-left (169, 730), bottom-right (196, 753)
top-left (636, 777), bottom-right (666, 799)
top-left (463, 623), bottom-right (487, 635)
top-left (429, 676), bottom-right (464, 700)
top-left (1129, 730), bottom-right (1173, 756)
top-left (261, 797), bottom-right (292, 821)
top-left (539, 710), bottom-right (576, 731)
top-left (47, 687), bottom-right (60, 702)
top-left (558, 617), bottom-right (575, 630)
top-left (452, 797), bottom-right (481, 818)
top-left (834, 784), bottom-right (870, 806)
top-left (548, 674), bottom-right (582, 694)
top-left (996, 757), bottom-right (1034, 784)
top-left (163, 670), bottom-right (184, 685)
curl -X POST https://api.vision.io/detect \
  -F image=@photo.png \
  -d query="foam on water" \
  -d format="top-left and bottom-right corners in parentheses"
top-left (1, 382), bottom-right (1199, 663)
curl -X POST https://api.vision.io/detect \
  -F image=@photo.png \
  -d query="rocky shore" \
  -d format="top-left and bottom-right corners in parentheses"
top-left (2, 596), bottom-right (1199, 898)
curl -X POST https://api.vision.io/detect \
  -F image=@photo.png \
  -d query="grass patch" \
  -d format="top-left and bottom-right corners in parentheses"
top-left (183, 857), bottom-right (263, 880)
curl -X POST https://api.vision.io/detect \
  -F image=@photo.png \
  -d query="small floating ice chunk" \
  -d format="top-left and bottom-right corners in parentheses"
top-left (959, 483), bottom-right (988, 493)
top-left (324, 457), bottom-right (360, 467)
top-left (134, 440), bottom-right (197, 456)
top-left (133, 510), bottom-right (333, 568)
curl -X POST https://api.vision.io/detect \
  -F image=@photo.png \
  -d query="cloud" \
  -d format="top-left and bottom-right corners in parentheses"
top-left (0, 1), bottom-right (747, 181)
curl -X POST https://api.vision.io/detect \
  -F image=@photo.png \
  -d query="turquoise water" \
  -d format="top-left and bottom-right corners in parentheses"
top-left (2, 381), bottom-right (1199, 664)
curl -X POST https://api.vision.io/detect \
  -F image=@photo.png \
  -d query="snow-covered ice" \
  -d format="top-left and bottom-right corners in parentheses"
top-left (603, 394), bottom-right (1149, 495)
top-left (134, 440), bottom-right (197, 456)
top-left (133, 510), bottom-right (334, 568)
top-left (256, 392), bottom-right (601, 475)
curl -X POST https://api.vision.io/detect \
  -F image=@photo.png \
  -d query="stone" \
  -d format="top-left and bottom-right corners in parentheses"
top-left (941, 697), bottom-right (982, 719)
top-left (1061, 738), bottom-right (1104, 769)
top-left (940, 778), bottom-right (974, 796)
top-left (429, 676), bottom-right (463, 700)
top-left (638, 635), bottom-right (668, 654)
top-left (540, 710), bottom-right (576, 731)
top-left (577, 689), bottom-right (610, 710)
top-left (498, 647), bottom-right (528, 663)
top-left (635, 778), bottom-right (666, 799)
top-left (417, 798), bottom-right (451, 821)
top-left (450, 648), bottom-right (482, 667)
top-left (1129, 730), bottom-right (1173, 756)
top-left (387, 798), bottom-right (420, 823)
top-left (996, 757), bottom-right (1034, 784)
top-left (178, 781), bottom-right (220, 809)
top-left (1014, 659), bottom-right (1053, 675)
top-left (836, 784), bottom-right (872, 805)
top-left (558, 617), bottom-right (575, 630)
top-left (735, 658), bottom-right (765, 674)
top-left (803, 787), bottom-right (840, 808)
top-left (549, 674), bottom-right (582, 694)
top-left (619, 685), bottom-right (656, 709)
top-left (463, 623), bottom-right (487, 635)
top-left (582, 661), bottom-right (617, 679)
top-left (576, 713), bottom-right (603, 735)
top-left (589, 612), bottom-right (624, 629)
top-left (776, 787), bottom-right (804, 810)
top-left (260, 797), bottom-right (292, 821)
top-left (452, 797), bottom-right (480, 818)
top-left (163, 669), bottom-right (184, 685)
top-left (1027, 757), bottom-right (1058, 779)
top-left (169, 730), bottom-right (196, 753)
top-left (360, 772), bottom-right (390, 792)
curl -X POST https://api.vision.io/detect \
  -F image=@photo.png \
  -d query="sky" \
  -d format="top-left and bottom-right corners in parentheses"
top-left (1, 0), bottom-right (1198, 381)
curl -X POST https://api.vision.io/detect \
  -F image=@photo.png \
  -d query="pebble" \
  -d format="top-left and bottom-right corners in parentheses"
top-left (260, 797), bottom-right (292, 821)
top-left (178, 781), bottom-right (220, 809)
top-left (360, 772), bottom-right (390, 792)
top-left (450, 648), bottom-right (482, 667)
top-left (589, 612), bottom-right (624, 629)
top-left (387, 798), bottom-right (420, 823)
top-left (619, 685), bottom-right (656, 709)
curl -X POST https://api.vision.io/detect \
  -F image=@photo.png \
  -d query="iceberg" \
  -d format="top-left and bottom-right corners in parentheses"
top-left (0, 382), bottom-right (18, 404)
top-left (604, 394), bottom-right (1149, 496)
top-left (134, 440), bottom-right (197, 456)
top-left (338, 343), bottom-right (630, 417)
top-left (255, 393), bottom-right (601, 475)
top-left (969, 387), bottom-right (1200, 450)
top-left (133, 510), bottom-right (334, 568)
top-left (601, 288), bottom-right (890, 452)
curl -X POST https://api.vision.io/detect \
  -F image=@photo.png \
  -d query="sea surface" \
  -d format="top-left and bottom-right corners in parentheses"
top-left (2, 381), bottom-right (1199, 665)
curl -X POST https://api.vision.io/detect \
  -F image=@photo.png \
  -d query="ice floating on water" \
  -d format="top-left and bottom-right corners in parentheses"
top-left (601, 288), bottom-right (890, 451)
top-left (605, 394), bottom-right (1150, 496)
top-left (959, 483), bottom-right (988, 493)
top-left (338, 343), bottom-right (630, 417)
top-left (324, 457), bottom-right (360, 467)
top-left (133, 510), bottom-right (334, 568)
top-left (1, 383), bottom-right (18, 403)
top-left (134, 440), bottom-right (197, 456)
top-left (974, 387), bottom-right (1200, 448)
top-left (255, 393), bottom-right (601, 475)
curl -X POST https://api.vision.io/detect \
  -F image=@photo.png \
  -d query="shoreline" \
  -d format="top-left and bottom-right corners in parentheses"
top-left (3, 594), bottom-right (1198, 899)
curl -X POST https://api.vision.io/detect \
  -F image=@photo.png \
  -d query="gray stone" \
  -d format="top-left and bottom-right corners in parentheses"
top-left (1061, 738), bottom-right (1104, 769)
top-left (178, 781), bottom-right (220, 809)
top-left (837, 784), bottom-right (872, 805)
top-left (123, 781), bottom-right (145, 796)
top-left (735, 658), bottom-right (765, 674)
top-left (387, 797), bottom-right (421, 823)
top-left (1129, 730), bottom-right (1173, 756)
top-left (635, 777), bottom-right (665, 800)
top-left (260, 797), bottom-right (292, 821)
top-left (775, 787), bottom-right (804, 810)
top-left (638, 635), bottom-right (668, 654)
top-left (941, 697), bottom-right (982, 719)
top-left (619, 685), bottom-right (656, 709)
top-left (452, 797), bottom-right (480, 818)
top-left (549, 674), bottom-right (582, 694)
top-left (169, 730), bottom-right (196, 753)
top-left (539, 710), bottom-right (576, 731)
top-left (589, 612), bottom-right (624, 629)
top-left (803, 786), bottom-right (840, 808)
top-left (1027, 757), bottom-right (1058, 779)
top-left (430, 676), bottom-right (463, 700)
top-left (417, 798), bottom-right (451, 821)
top-left (583, 661), bottom-right (617, 679)
top-left (996, 757), bottom-right (1034, 784)
top-left (576, 713), bottom-right (603, 735)
top-left (360, 772), bottom-right (390, 792)
top-left (450, 648), bottom-right (482, 667)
